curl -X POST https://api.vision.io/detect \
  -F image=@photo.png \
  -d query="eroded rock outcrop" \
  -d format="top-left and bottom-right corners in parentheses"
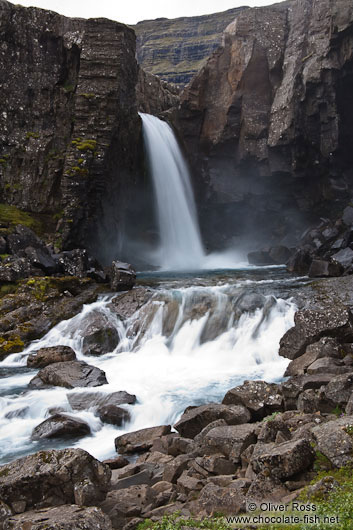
top-left (0, 0), bottom-right (142, 251)
top-left (177, 0), bottom-right (353, 249)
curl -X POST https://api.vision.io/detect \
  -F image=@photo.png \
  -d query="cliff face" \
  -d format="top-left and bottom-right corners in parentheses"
top-left (0, 0), bottom-right (142, 252)
top-left (133, 8), bottom-right (247, 86)
top-left (177, 0), bottom-right (353, 248)
top-left (136, 68), bottom-right (180, 116)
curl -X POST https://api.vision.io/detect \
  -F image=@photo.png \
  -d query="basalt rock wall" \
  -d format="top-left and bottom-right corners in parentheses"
top-left (176, 0), bottom-right (353, 250)
top-left (0, 0), bottom-right (142, 254)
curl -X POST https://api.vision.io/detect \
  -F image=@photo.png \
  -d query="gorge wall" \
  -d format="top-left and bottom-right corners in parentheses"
top-left (176, 0), bottom-right (353, 250)
top-left (133, 8), bottom-right (247, 86)
top-left (0, 0), bottom-right (142, 255)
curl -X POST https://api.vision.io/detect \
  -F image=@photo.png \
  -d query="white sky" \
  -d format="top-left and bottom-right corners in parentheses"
top-left (12, 0), bottom-right (284, 25)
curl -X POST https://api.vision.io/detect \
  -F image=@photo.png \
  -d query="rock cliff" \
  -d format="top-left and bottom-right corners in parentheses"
top-left (177, 0), bottom-right (353, 249)
top-left (133, 8), bottom-right (247, 86)
top-left (0, 0), bottom-right (142, 253)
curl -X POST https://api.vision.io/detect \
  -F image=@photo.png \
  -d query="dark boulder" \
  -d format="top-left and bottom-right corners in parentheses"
top-left (79, 311), bottom-right (120, 356)
top-left (27, 346), bottom-right (76, 368)
top-left (331, 248), bottom-right (353, 268)
top-left (103, 455), bottom-right (129, 470)
top-left (247, 250), bottom-right (275, 266)
top-left (115, 425), bottom-right (171, 454)
top-left (24, 246), bottom-right (57, 274)
top-left (7, 226), bottom-right (46, 256)
top-left (108, 261), bottom-right (136, 291)
top-left (279, 307), bottom-right (353, 360)
top-left (312, 416), bottom-right (353, 467)
top-left (3, 505), bottom-right (113, 530)
top-left (222, 380), bottom-right (283, 420)
top-left (269, 246), bottom-right (292, 264)
top-left (110, 287), bottom-right (153, 320)
top-left (246, 472), bottom-right (289, 503)
top-left (324, 373), bottom-right (353, 406)
top-left (0, 448), bottom-right (111, 512)
top-left (306, 357), bottom-right (346, 375)
top-left (0, 237), bottom-right (7, 255)
top-left (174, 403), bottom-right (251, 439)
top-left (67, 390), bottom-right (136, 411)
top-left (197, 480), bottom-right (248, 515)
top-left (57, 249), bottom-right (103, 279)
top-left (286, 248), bottom-right (312, 275)
top-left (308, 259), bottom-right (343, 278)
top-left (0, 258), bottom-right (40, 282)
top-left (28, 360), bottom-right (107, 389)
top-left (342, 206), bottom-right (353, 226)
top-left (202, 424), bottom-right (257, 462)
top-left (251, 438), bottom-right (315, 479)
top-left (97, 405), bottom-right (130, 426)
top-left (31, 414), bottom-right (91, 440)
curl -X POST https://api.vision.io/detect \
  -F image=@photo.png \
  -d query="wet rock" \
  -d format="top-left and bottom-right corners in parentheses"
top-left (222, 380), bottom-right (283, 420)
top-left (109, 261), bottom-right (136, 291)
top-left (246, 472), bottom-right (289, 503)
top-left (28, 361), bottom-right (107, 389)
top-left (7, 226), bottom-right (46, 257)
top-left (0, 448), bottom-right (111, 512)
top-left (279, 307), bottom-right (353, 360)
top-left (203, 424), bottom-right (257, 461)
top-left (103, 455), bottom-right (129, 470)
top-left (0, 258), bottom-right (40, 282)
top-left (174, 403), bottom-right (250, 439)
top-left (31, 414), bottom-right (91, 440)
top-left (332, 248), bottom-right (353, 268)
top-left (247, 250), bottom-right (275, 266)
top-left (251, 438), bottom-right (315, 479)
top-left (197, 480), bottom-right (249, 515)
top-left (67, 390), bottom-right (136, 411)
top-left (115, 425), bottom-right (171, 454)
top-left (3, 505), bottom-right (112, 530)
top-left (287, 249), bottom-right (313, 275)
top-left (27, 346), bottom-right (76, 368)
top-left (57, 250), bottom-right (101, 279)
top-left (308, 259), bottom-right (343, 278)
top-left (24, 246), bottom-right (57, 274)
top-left (79, 311), bottom-right (120, 356)
top-left (110, 287), bottom-right (153, 320)
top-left (269, 246), bottom-right (292, 264)
top-left (97, 404), bottom-right (130, 426)
top-left (312, 416), bottom-right (353, 467)
top-left (324, 373), bottom-right (353, 406)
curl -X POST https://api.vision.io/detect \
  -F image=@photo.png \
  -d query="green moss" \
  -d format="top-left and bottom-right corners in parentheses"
top-left (313, 450), bottom-right (333, 472)
top-left (0, 334), bottom-right (24, 354)
top-left (26, 277), bottom-right (51, 301)
top-left (79, 93), bottom-right (96, 99)
top-left (0, 204), bottom-right (41, 231)
top-left (76, 139), bottom-right (97, 152)
top-left (0, 284), bottom-right (16, 298)
top-left (332, 405), bottom-right (343, 417)
top-left (137, 513), bottom-right (231, 530)
top-left (63, 81), bottom-right (75, 93)
top-left (25, 131), bottom-right (40, 140)
top-left (0, 467), bottom-right (9, 477)
top-left (262, 411), bottom-right (282, 422)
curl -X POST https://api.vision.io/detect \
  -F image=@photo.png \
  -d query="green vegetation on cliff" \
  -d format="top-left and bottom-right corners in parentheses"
top-left (133, 7), bottom-right (247, 85)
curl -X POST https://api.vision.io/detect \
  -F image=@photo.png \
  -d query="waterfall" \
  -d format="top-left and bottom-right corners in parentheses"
top-left (140, 113), bottom-right (205, 270)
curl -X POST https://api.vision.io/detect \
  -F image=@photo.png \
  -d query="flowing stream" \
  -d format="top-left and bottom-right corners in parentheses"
top-left (0, 268), bottom-right (304, 465)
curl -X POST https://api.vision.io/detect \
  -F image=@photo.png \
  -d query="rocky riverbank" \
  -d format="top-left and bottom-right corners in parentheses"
top-left (1, 275), bottom-right (353, 529)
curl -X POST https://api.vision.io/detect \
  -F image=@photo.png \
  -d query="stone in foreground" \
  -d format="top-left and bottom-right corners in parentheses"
top-left (27, 346), bottom-right (76, 368)
top-left (115, 425), bottom-right (171, 454)
top-left (28, 360), bottom-right (107, 389)
top-left (31, 414), bottom-right (91, 440)
top-left (0, 449), bottom-right (111, 513)
top-left (3, 505), bottom-right (112, 530)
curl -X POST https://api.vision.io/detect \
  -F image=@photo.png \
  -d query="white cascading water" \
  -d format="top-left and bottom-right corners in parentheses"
top-left (140, 113), bottom-right (205, 270)
top-left (0, 281), bottom-right (295, 464)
